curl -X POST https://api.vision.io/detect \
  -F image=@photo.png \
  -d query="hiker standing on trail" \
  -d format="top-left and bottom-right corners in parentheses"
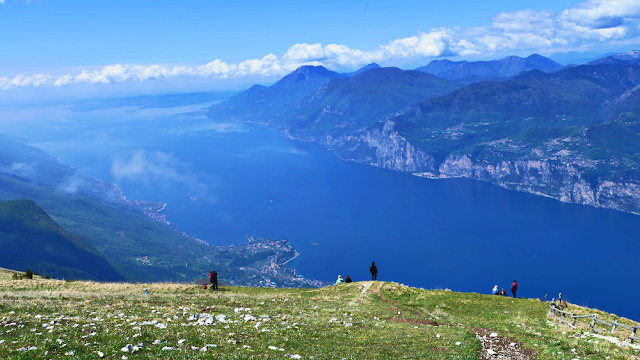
top-left (211, 270), bottom-right (219, 291)
top-left (370, 262), bottom-right (378, 281)
top-left (511, 280), bottom-right (518, 298)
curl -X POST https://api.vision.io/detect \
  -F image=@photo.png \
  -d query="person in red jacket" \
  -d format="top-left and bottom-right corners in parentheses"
top-left (511, 280), bottom-right (518, 298)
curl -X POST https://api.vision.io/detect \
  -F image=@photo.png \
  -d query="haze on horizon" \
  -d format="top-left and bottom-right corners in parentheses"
top-left (1, 0), bottom-right (639, 103)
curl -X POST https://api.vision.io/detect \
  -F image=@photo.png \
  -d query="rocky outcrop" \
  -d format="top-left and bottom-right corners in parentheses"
top-left (286, 120), bottom-right (437, 173)
top-left (438, 154), bottom-right (640, 214)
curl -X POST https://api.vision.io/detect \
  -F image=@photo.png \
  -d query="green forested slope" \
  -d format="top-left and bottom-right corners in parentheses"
top-left (0, 199), bottom-right (126, 281)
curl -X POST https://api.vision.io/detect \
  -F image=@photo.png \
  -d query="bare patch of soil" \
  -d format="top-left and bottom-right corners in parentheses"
top-left (471, 327), bottom-right (538, 360)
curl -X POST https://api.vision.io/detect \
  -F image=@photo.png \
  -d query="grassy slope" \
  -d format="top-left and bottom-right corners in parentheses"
top-left (0, 278), bottom-right (637, 359)
top-left (0, 199), bottom-right (127, 282)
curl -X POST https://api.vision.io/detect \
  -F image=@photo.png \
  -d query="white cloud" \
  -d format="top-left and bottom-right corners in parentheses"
top-left (2, 0), bottom-right (640, 90)
top-left (57, 174), bottom-right (86, 194)
top-left (112, 150), bottom-right (215, 202)
top-left (0, 162), bottom-right (35, 178)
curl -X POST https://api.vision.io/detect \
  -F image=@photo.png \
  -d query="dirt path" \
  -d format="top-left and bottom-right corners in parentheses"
top-left (350, 281), bottom-right (375, 305)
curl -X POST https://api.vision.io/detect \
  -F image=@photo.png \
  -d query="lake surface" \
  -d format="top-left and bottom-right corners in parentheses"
top-left (4, 103), bottom-right (640, 320)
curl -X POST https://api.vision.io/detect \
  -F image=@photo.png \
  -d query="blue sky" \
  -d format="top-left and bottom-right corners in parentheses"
top-left (1, 0), bottom-right (639, 98)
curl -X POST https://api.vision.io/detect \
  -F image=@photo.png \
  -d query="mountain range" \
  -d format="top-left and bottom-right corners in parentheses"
top-left (208, 65), bottom-right (463, 135)
top-left (414, 54), bottom-right (563, 85)
top-left (207, 51), bottom-right (640, 215)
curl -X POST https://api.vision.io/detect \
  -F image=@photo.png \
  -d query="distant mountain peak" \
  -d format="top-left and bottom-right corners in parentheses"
top-left (344, 63), bottom-right (382, 77)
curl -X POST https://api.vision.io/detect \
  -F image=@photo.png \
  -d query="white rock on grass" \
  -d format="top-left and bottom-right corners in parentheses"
top-left (97, 351), bottom-right (104, 358)
top-left (490, 333), bottom-right (498, 338)
top-left (200, 344), bottom-right (218, 352)
top-left (121, 344), bottom-right (134, 352)
top-left (161, 346), bottom-right (174, 351)
top-left (177, 339), bottom-right (187, 345)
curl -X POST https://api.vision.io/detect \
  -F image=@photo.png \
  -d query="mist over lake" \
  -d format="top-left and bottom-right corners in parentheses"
top-left (3, 102), bottom-right (640, 320)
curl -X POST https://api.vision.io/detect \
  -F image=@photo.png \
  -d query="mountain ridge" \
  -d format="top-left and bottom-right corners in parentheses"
top-left (415, 54), bottom-right (563, 84)
top-left (0, 199), bottom-right (127, 281)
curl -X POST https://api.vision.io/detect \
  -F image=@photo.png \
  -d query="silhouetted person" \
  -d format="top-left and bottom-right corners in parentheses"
top-left (370, 262), bottom-right (378, 280)
top-left (511, 280), bottom-right (517, 298)
top-left (345, 275), bottom-right (353, 283)
top-left (211, 270), bottom-right (219, 291)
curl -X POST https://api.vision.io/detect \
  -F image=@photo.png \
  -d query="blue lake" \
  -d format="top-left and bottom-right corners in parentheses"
top-left (5, 103), bottom-right (640, 320)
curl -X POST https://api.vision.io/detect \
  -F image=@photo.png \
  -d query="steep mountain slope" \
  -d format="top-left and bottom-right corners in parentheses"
top-left (0, 199), bottom-right (126, 281)
top-left (0, 137), bottom-right (323, 286)
top-left (286, 67), bottom-right (463, 136)
top-left (415, 54), bottom-right (563, 84)
top-left (208, 65), bottom-right (347, 124)
top-left (319, 63), bottom-right (640, 214)
top-left (0, 138), bottom-right (213, 281)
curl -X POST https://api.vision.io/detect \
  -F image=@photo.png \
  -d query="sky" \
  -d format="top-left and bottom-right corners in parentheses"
top-left (1, 0), bottom-right (640, 100)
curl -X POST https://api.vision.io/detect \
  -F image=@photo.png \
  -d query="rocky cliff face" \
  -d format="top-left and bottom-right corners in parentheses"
top-left (438, 154), bottom-right (640, 214)
top-left (287, 120), bottom-right (640, 215)
top-left (286, 120), bottom-right (438, 173)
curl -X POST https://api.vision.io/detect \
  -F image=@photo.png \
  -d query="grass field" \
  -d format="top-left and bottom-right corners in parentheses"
top-left (0, 275), bottom-right (638, 359)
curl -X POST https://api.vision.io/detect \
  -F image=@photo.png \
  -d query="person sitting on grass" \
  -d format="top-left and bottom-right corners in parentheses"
top-left (345, 275), bottom-right (353, 283)
top-left (500, 288), bottom-right (507, 296)
top-left (335, 275), bottom-right (345, 285)
top-left (492, 285), bottom-right (499, 295)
